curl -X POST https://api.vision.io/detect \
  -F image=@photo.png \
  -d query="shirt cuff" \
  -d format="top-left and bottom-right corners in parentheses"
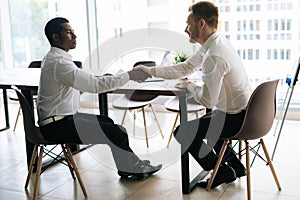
top-left (186, 82), bottom-right (199, 95)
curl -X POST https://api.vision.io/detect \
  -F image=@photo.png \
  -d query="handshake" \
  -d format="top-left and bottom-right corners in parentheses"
top-left (127, 66), bottom-right (152, 82)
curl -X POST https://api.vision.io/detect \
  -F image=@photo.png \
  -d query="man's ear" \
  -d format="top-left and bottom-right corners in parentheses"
top-left (52, 33), bottom-right (60, 42)
top-left (198, 19), bottom-right (205, 28)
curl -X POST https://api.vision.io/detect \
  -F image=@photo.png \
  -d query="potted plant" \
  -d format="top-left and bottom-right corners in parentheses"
top-left (172, 52), bottom-right (189, 64)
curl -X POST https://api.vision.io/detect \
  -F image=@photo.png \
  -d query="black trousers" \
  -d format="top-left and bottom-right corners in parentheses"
top-left (174, 109), bottom-right (246, 171)
top-left (40, 112), bottom-right (141, 173)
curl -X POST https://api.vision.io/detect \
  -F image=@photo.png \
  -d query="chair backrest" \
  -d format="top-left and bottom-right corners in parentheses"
top-left (28, 61), bottom-right (42, 68)
top-left (28, 60), bottom-right (82, 69)
top-left (125, 61), bottom-right (159, 101)
top-left (11, 86), bottom-right (49, 144)
top-left (232, 79), bottom-right (279, 140)
top-left (133, 61), bottom-right (156, 68)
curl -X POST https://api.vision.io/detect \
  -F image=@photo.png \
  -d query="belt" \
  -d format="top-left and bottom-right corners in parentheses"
top-left (39, 115), bottom-right (66, 127)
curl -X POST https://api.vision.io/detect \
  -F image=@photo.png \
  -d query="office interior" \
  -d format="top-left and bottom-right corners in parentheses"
top-left (1, 0), bottom-right (300, 199)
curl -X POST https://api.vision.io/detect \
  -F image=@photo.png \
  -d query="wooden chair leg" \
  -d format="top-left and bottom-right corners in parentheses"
top-left (245, 141), bottom-right (251, 200)
top-left (239, 140), bottom-right (243, 160)
top-left (61, 144), bottom-right (76, 180)
top-left (33, 146), bottom-right (44, 200)
top-left (13, 106), bottom-right (21, 132)
top-left (65, 145), bottom-right (88, 197)
top-left (260, 139), bottom-right (281, 190)
top-left (141, 107), bottom-right (149, 148)
top-left (133, 109), bottom-right (136, 136)
top-left (121, 110), bottom-right (127, 126)
top-left (149, 104), bottom-right (164, 139)
top-left (195, 112), bottom-right (199, 118)
top-left (25, 145), bottom-right (38, 189)
top-left (167, 113), bottom-right (179, 148)
top-left (207, 140), bottom-right (229, 191)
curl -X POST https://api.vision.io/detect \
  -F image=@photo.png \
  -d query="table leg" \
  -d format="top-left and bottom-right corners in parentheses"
top-left (0, 89), bottom-right (10, 131)
top-left (179, 95), bottom-right (210, 194)
top-left (98, 93), bottom-right (108, 116)
top-left (179, 95), bottom-right (191, 193)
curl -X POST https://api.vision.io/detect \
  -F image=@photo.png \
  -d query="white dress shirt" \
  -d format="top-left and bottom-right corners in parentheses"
top-left (38, 47), bottom-right (130, 121)
top-left (155, 32), bottom-right (252, 114)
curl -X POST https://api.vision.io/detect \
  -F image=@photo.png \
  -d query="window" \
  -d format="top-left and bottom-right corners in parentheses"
top-left (267, 49), bottom-right (271, 59)
top-left (248, 49), bottom-right (253, 60)
top-left (255, 49), bottom-right (259, 59)
top-left (274, 19), bottom-right (278, 30)
top-left (256, 20), bottom-right (260, 31)
top-left (147, 0), bottom-right (168, 7)
top-left (225, 21), bottom-right (229, 31)
top-left (94, 0), bottom-right (195, 73)
top-left (9, 0), bottom-right (48, 67)
top-left (281, 19), bottom-right (285, 30)
top-left (280, 49), bottom-right (285, 59)
top-left (273, 49), bottom-right (278, 59)
top-left (268, 20), bottom-right (272, 31)
top-left (0, 40), bottom-right (2, 67)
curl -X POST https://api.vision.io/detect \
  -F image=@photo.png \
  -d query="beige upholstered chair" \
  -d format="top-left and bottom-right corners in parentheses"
top-left (164, 96), bottom-right (205, 148)
top-left (207, 79), bottom-right (281, 200)
top-left (12, 85), bottom-right (87, 199)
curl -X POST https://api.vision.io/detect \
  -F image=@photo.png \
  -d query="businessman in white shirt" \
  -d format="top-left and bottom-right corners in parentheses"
top-left (135, 1), bottom-right (251, 188)
top-left (37, 17), bottom-right (162, 180)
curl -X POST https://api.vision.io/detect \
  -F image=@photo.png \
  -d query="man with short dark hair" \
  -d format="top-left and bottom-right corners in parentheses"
top-left (38, 17), bottom-right (162, 179)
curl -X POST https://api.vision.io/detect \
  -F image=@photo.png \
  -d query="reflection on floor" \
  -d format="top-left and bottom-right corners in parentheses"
top-left (0, 102), bottom-right (299, 200)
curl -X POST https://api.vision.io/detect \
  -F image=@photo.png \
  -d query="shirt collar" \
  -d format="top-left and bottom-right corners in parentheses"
top-left (50, 47), bottom-right (73, 60)
top-left (199, 32), bottom-right (219, 54)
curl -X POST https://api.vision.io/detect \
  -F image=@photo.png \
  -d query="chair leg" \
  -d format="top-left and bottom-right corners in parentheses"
top-left (133, 109), bottom-right (136, 136)
top-left (260, 139), bottom-right (281, 190)
top-left (65, 145), bottom-right (88, 197)
top-left (61, 144), bottom-right (76, 180)
top-left (245, 141), bottom-right (251, 200)
top-left (149, 104), bottom-right (164, 139)
top-left (13, 106), bottom-right (21, 132)
top-left (33, 146), bottom-right (44, 200)
top-left (121, 110), bottom-right (127, 126)
top-left (239, 140), bottom-right (243, 161)
top-left (207, 140), bottom-right (229, 191)
top-left (167, 113), bottom-right (179, 148)
top-left (25, 145), bottom-right (38, 189)
top-left (141, 107), bottom-right (149, 148)
top-left (195, 112), bottom-right (199, 118)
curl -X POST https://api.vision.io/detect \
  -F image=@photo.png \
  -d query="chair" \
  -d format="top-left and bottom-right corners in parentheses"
top-left (9, 61), bottom-right (41, 132)
top-left (207, 79), bottom-right (281, 200)
top-left (112, 61), bottom-right (164, 148)
top-left (11, 85), bottom-right (87, 200)
top-left (9, 61), bottom-right (82, 132)
top-left (164, 96), bottom-right (205, 148)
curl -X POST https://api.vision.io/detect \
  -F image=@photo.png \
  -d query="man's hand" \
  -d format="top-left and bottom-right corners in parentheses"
top-left (128, 69), bottom-right (152, 82)
top-left (175, 80), bottom-right (193, 89)
top-left (133, 65), bottom-right (155, 76)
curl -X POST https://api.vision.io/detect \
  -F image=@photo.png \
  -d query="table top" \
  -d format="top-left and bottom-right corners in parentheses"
top-left (0, 68), bottom-right (188, 97)
top-left (0, 68), bottom-right (40, 90)
top-left (113, 79), bottom-right (187, 97)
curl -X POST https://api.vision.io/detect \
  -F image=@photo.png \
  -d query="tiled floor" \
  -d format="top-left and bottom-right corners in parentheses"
top-left (0, 102), bottom-right (300, 200)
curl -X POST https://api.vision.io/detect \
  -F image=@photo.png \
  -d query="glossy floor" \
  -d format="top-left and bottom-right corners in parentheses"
top-left (0, 103), bottom-right (299, 200)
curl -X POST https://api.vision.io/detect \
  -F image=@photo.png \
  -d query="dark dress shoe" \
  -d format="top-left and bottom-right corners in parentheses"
top-left (232, 166), bottom-right (246, 178)
top-left (228, 160), bottom-right (247, 178)
top-left (198, 164), bottom-right (236, 189)
top-left (118, 161), bottom-right (162, 180)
